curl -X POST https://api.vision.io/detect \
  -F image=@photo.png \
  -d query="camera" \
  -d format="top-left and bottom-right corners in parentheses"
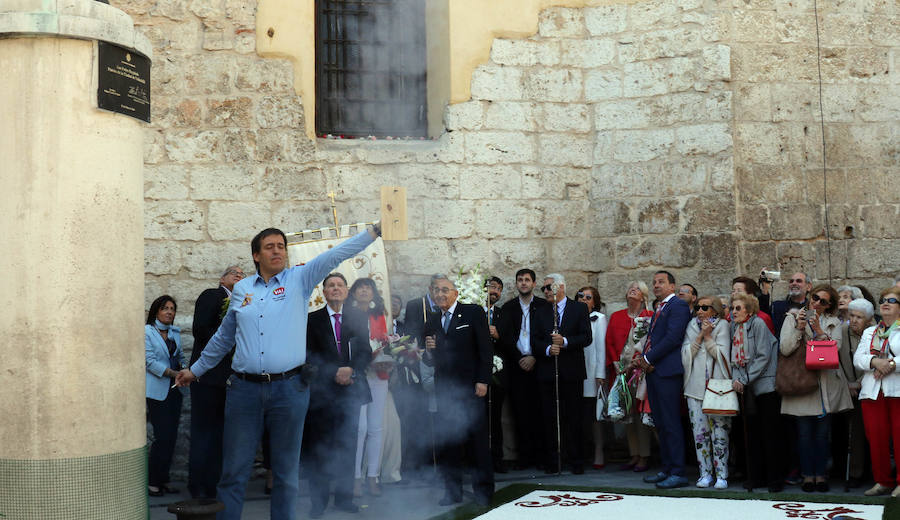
top-left (760, 270), bottom-right (781, 282)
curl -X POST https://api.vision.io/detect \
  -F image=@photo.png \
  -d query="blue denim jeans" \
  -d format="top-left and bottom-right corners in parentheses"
top-left (217, 374), bottom-right (309, 520)
top-left (795, 414), bottom-right (831, 478)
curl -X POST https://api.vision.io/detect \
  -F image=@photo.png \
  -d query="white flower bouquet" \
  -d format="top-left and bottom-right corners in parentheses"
top-left (454, 265), bottom-right (488, 307)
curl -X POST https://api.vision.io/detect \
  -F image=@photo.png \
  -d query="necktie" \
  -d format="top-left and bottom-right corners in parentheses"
top-left (442, 311), bottom-right (451, 333)
top-left (333, 313), bottom-right (342, 354)
top-left (646, 300), bottom-right (667, 353)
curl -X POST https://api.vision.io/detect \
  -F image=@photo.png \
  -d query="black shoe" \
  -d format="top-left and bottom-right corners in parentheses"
top-left (544, 466), bottom-right (560, 475)
top-left (439, 495), bottom-right (462, 506)
top-left (334, 501), bottom-right (359, 513)
top-left (816, 481), bottom-right (829, 492)
top-left (148, 486), bottom-right (164, 497)
top-left (802, 481), bottom-right (815, 493)
top-left (160, 484), bottom-right (180, 494)
top-left (847, 477), bottom-right (862, 489)
top-left (572, 465), bottom-right (584, 475)
top-left (768, 483), bottom-right (783, 493)
top-left (494, 460), bottom-right (508, 474)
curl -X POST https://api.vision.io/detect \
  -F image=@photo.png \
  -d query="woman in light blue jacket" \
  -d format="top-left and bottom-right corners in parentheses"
top-left (145, 295), bottom-right (184, 497)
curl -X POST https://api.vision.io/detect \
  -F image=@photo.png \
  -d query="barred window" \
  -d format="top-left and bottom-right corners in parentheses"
top-left (315, 0), bottom-right (427, 138)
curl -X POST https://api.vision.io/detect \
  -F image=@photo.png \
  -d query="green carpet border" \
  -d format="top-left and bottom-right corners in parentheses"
top-left (427, 483), bottom-right (896, 520)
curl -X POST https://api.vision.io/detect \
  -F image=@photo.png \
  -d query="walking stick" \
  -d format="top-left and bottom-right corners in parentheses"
top-left (844, 415), bottom-right (852, 492)
top-left (430, 411), bottom-right (437, 478)
top-left (552, 289), bottom-right (562, 475)
top-left (740, 390), bottom-right (753, 492)
top-left (487, 306), bottom-right (493, 456)
top-left (424, 296), bottom-right (437, 478)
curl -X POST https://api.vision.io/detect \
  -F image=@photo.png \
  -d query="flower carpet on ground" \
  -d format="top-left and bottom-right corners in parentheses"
top-left (472, 489), bottom-right (884, 520)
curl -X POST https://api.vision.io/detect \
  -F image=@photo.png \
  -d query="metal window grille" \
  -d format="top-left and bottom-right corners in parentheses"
top-left (315, 0), bottom-right (427, 138)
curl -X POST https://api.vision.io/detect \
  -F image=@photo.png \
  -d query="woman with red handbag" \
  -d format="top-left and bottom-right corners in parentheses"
top-left (853, 287), bottom-right (900, 497)
top-left (780, 284), bottom-right (852, 492)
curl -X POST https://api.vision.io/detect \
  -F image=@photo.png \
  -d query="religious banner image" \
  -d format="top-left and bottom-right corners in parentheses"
top-left (286, 224), bottom-right (391, 315)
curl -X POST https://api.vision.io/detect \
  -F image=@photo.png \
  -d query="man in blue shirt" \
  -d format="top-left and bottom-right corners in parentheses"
top-left (176, 224), bottom-right (379, 520)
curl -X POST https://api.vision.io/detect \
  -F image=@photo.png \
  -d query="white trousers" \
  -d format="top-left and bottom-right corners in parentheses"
top-left (355, 375), bottom-right (388, 479)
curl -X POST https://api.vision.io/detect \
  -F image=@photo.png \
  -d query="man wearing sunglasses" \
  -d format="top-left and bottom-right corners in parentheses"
top-left (534, 274), bottom-right (592, 474)
top-left (771, 272), bottom-right (812, 337)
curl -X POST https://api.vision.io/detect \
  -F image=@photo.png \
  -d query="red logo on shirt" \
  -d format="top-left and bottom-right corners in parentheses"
top-left (273, 287), bottom-right (285, 296)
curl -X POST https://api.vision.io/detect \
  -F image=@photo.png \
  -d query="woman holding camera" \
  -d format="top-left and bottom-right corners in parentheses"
top-left (780, 285), bottom-right (852, 492)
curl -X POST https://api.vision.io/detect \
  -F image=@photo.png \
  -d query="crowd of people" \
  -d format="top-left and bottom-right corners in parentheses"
top-left (144, 223), bottom-right (900, 519)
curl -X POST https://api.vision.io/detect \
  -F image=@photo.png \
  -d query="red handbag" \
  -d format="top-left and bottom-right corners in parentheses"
top-left (806, 340), bottom-right (838, 370)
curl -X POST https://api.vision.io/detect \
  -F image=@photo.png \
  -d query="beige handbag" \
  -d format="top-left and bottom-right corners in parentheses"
top-left (701, 349), bottom-right (739, 416)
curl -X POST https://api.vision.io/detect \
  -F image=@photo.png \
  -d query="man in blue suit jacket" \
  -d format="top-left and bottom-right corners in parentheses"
top-left (632, 270), bottom-right (692, 489)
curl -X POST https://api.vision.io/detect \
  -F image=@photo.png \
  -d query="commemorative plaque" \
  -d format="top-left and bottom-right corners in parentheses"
top-left (97, 41), bottom-right (150, 122)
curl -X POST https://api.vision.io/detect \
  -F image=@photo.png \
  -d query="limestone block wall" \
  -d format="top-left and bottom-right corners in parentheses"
top-left (728, 0), bottom-right (899, 290)
top-left (125, 0), bottom-right (897, 476)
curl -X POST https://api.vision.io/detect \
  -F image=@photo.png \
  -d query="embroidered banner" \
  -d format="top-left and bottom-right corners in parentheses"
top-left (286, 224), bottom-right (391, 317)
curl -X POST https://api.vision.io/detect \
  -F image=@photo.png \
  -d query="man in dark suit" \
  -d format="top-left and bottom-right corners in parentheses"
top-left (395, 279), bottom-right (441, 478)
top-left (423, 274), bottom-right (493, 507)
top-left (496, 268), bottom-right (548, 470)
top-left (534, 273), bottom-right (592, 474)
top-left (304, 272), bottom-right (372, 518)
top-left (188, 265), bottom-right (244, 499)
top-left (484, 276), bottom-right (507, 473)
top-left (633, 270), bottom-right (692, 489)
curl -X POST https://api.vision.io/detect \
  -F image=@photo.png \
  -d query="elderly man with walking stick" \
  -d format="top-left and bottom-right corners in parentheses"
top-left (535, 274), bottom-right (592, 475)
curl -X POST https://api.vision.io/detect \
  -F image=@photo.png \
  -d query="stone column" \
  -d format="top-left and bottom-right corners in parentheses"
top-left (0, 1), bottom-right (151, 518)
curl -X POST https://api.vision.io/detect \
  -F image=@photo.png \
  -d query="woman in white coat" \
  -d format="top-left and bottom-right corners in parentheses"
top-left (854, 286), bottom-right (900, 497)
top-left (681, 295), bottom-right (732, 489)
top-left (576, 286), bottom-right (607, 469)
top-left (145, 295), bottom-right (184, 497)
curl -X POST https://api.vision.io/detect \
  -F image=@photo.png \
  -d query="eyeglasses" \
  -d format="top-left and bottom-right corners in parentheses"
top-left (433, 287), bottom-right (456, 294)
top-left (576, 293), bottom-right (592, 300)
top-left (732, 305), bottom-right (745, 312)
top-left (789, 278), bottom-right (806, 283)
top-left (811, 294), bottom-right (831, 305)
top-left (678, 289), bottom-right (693, 295)
top-left (695, 305), bottom-right (713, 311)
top-left (541, 284), bottom-right (554, 292)
top-left (880, 297), bottom-right (900, 305)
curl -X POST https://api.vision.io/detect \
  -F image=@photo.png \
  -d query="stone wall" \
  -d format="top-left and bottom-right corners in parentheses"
top-left (728, 0), bottom-right (899, 289)
top-left (126, 0), bottom-right (898, 477)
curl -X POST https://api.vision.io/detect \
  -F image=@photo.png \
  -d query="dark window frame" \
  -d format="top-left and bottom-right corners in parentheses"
top-left (315, 0), bottom-right (427, 138)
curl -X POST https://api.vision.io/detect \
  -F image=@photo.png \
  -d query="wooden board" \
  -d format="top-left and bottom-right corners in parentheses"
top-left (380, 186), bottom-right (408, 241)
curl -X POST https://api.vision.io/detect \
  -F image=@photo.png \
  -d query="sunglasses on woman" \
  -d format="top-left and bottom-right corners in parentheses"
top-left (576, 292), bottom-right (592, 300)
top-left (695, 304), bottom-right (713, 311)
top-left (811, 294), bottom-right (831, 305)
top-left (880, 297), bottom-right (900, 305)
